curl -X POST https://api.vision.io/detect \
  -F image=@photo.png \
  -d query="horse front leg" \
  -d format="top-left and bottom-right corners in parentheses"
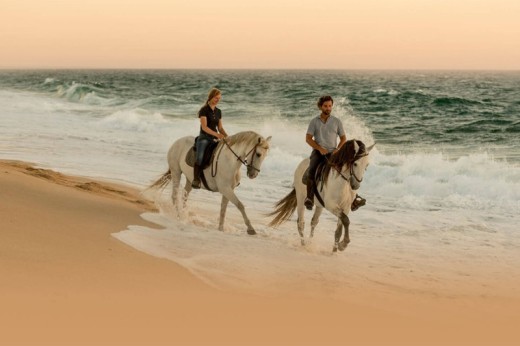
top-left (218, 196), bottom-right (229, 231)
top-left (337, 212), bottom-right (351, 251)
top-left (220, 188), bottom-right (256, 235)
top-left (333, 218), bottom-right (343, 252)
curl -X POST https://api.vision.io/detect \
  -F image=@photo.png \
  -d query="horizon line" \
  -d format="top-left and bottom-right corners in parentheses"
top-left (1, 67), bottom-right (519, 72)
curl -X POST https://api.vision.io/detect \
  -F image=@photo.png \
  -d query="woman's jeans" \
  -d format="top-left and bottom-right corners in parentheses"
top-left (195, 134), bottom-right (213, 166)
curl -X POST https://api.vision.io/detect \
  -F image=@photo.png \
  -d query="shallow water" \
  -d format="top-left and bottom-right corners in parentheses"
top-left (1, 70), bottom-right (519, 299)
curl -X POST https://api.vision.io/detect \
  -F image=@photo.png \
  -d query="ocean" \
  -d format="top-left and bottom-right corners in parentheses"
top-left (1, 70), bottom-right (519, 302)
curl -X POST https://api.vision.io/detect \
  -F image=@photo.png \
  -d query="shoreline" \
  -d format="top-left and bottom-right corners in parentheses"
top-left (1, 159), bottom-right (519, 345)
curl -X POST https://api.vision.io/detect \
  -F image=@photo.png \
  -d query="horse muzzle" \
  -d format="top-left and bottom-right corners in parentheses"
top-left (349, 176), bottom-right (361, 190)
top-left (247, 171), bottom-right (258, 179)
top-left (247, 166), bottom-right (259, 179)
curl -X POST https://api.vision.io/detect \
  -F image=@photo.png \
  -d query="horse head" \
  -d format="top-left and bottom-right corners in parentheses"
top-left (348, 140), bottom-right (374, 190)
top-left (327, 139), bottom-right (374, 190)
top-left (225, 131), bottom-right (272, 179)
top-left (247, 135), bottom-right (272, 179)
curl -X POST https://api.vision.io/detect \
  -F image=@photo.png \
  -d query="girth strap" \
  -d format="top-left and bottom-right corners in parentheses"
top-left (313, 182), bottom-right (325, 208)
top-left (199, 170), bottom-right (215, 192)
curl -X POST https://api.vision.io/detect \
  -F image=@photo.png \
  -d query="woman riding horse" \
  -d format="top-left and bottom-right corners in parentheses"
top-left (193, 88), bottom-right (228, 189)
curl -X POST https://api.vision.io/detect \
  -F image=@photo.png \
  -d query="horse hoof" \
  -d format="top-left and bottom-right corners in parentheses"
top-left (247, 229), bottom-right (256, 235)
top-left (338, 241), bottom-right (350, 251)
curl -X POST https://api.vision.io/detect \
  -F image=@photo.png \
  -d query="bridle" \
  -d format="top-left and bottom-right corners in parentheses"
top-left (212, 138), bottom-right (262, 177)
top-left (331, 151), bottom-right (368, 184)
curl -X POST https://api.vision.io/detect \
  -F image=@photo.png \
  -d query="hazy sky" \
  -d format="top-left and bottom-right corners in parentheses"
top-left (1, 0), bottom-right (519, 69)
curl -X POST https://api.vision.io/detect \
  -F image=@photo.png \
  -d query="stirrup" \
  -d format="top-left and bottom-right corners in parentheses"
top-left (304, 197), bottom-right (314, 210)
top-left (351, 195), bottom-right (366, 211)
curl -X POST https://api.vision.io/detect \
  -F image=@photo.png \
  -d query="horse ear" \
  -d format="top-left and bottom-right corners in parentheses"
top-left (266, 136), bottom-right (272, 143)
top-left (353, 140), bottom-right (360, 154)
top-left (367, 143), bottom-right (376, 153)
top-left (258, 137), bottom-right (262, 143)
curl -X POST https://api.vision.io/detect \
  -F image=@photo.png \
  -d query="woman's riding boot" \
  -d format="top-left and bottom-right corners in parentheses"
top-left (304, 180), bottom-right (314, 210)
top-left (192, 164), bottom-right (201, 189)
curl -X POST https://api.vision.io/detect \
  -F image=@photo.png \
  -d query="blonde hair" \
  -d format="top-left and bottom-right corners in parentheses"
top-left (206, 88), bottom-right (221, 105)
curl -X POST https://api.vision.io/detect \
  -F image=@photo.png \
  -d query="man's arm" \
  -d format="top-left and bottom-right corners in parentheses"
top-left (334, 135), bottom-right (347, 154)
top-left (306, 134), bottom-right (328, 155)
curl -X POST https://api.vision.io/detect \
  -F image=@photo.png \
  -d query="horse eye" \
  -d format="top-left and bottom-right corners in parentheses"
top-left (256, 153), bottom-right (261, 158)
top-left (354, 162), bottom-right (358, 167)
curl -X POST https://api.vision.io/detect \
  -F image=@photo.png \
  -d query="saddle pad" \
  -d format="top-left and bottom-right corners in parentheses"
top-left (185, 147), bottom-right (196, 167)
top-left (185, 141), bottom-right (218, 169)
top-left (302, 162), bottom-right (327, 185)
top-left (302, 168), bottom-right (309, 185)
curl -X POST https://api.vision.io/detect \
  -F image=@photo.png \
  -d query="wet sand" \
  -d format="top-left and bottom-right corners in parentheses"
top-left (1, 160), bottom-right (518, 346)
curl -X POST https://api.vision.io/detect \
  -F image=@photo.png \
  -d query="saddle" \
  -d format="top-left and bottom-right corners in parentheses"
top-left (302, 161), bottom-right (327, 207)
top-left (185, 137), bottom-right (218, 169)
top-left (302, 161), bottom-right (327, 185)
top-left (304, 160), bottom-right (366, 212)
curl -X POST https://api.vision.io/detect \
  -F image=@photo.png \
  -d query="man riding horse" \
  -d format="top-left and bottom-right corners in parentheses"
top-left (305, 95), bottom-right (366, 211)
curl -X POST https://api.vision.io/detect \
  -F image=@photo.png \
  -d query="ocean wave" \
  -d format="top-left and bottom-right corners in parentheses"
top-left (98, 109), bottom-right (172, 132)
top-left (446, 119), bottom-right (513, 133)
top-left (57, 82), bottom-right (104, 101)
top-left (433, 96), bottom-right (482, 107)
top-left (505, 122), bottom-right (520, 133)
top-left (366, 151), bottom-right (520, 214)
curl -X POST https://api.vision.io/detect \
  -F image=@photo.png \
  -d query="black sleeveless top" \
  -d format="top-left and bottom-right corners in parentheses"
top-left (198, 104), bottom-right (222, 139)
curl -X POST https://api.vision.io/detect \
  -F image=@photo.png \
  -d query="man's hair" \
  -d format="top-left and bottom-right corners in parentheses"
top-left (317, 95), bottom-right (333, 108)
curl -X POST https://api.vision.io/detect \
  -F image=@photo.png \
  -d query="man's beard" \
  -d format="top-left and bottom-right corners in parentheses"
top-left (322, 109), bottom-right (331, 116)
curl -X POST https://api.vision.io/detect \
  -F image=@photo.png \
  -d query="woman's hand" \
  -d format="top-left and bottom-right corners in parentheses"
top-left (216, 133), bottom-right (225, 140)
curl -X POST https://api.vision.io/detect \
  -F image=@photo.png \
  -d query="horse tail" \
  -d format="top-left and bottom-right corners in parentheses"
top-left (147, 170), bottom-right (172, 191)
top-left (268, 188), bottom-right (297, 227)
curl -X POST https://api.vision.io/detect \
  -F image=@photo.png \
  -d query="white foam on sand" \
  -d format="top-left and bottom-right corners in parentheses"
top-left (113, 182), bottom-right (520, 307)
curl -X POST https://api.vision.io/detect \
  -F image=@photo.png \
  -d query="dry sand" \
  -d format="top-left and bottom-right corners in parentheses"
top-left (1, 160), bottom-right (518, 346)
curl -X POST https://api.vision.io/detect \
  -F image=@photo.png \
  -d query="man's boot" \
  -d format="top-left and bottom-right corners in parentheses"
top-left (192, 164), bottom-right (201, 189)
top-left (351, 194), bottom-right (366, 211)
top-left (304, 179), bottom-right (314, 210)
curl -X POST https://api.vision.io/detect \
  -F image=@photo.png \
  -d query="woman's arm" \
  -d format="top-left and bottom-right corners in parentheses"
top-left (217, 119), bottom-right (228, 138)
top-left (200, 117), bottom-right (224, 139)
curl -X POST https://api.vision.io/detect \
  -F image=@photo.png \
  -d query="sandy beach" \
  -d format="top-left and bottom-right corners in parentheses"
top-left (1, 159), bottom-right (519, 346)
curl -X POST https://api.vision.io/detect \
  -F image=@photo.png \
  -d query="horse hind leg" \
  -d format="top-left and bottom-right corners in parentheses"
top-left (310, 206), bottom-right (323, 239)
top-left (182, 179), bottom-right (192, 209)
top-left (296, 201), bottom-right (305, 245)
top-left (169, 168), bottom-right (182, 214)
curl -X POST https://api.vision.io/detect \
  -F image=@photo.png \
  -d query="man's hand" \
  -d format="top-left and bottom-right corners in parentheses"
top-left (318, 147), bottom-right (328, 155)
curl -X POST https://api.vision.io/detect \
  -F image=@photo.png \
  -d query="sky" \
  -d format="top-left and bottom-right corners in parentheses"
top-left (1, 0), bottom-right (519, 70)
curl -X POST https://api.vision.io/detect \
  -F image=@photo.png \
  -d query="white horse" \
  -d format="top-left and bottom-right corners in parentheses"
top-left (149, 131), bottom-right (271, 235)
top-left (269, 139), bottom-right (374, 251)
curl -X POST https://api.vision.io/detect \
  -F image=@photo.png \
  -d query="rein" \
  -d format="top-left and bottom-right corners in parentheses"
top-left (330, 152), bottom-right (368, 183)
top-left (211, 139), bottom-right (260, 177)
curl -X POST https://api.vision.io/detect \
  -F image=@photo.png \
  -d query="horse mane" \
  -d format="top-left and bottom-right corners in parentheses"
top-left (322, 139), bottom-right (366, 183)
top-left (225, 131), bottom-right (269, 149)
